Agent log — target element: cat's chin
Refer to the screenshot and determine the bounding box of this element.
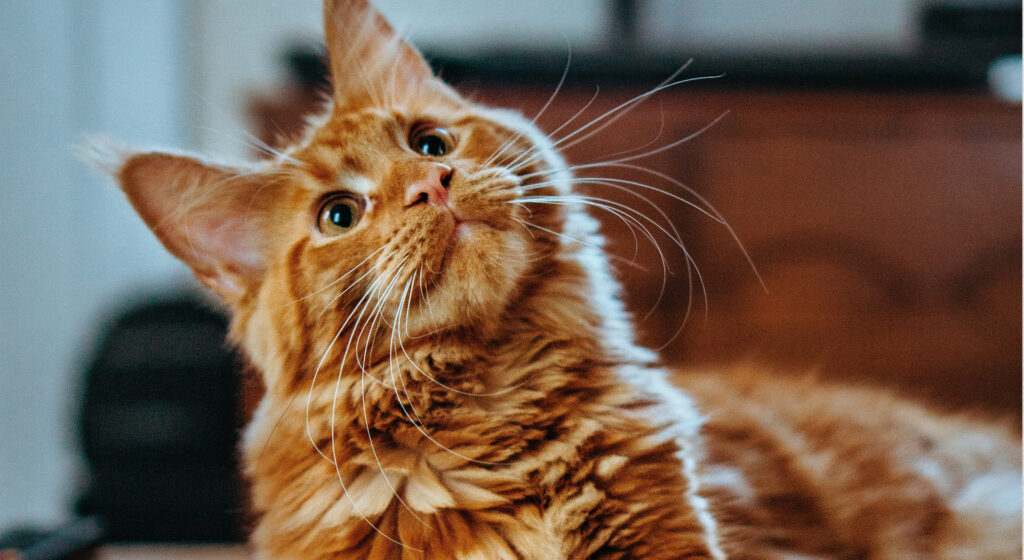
[452,219,486,242]
[411,223,529,335]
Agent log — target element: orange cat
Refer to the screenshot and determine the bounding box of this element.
[102,1,1021,558]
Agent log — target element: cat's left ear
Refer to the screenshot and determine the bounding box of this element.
[117,152,275,305]
[322,0,459,108]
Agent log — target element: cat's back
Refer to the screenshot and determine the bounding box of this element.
[676,369,1022,559]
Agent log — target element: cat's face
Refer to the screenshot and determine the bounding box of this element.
[267,103,566,338]
[115,0,575,382]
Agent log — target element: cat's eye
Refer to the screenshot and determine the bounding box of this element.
[317,194,363,236]
[409,125,455,157]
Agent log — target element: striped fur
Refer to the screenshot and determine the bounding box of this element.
[110,1,1021,557]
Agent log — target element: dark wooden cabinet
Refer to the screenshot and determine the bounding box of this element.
[250,84,1021,413]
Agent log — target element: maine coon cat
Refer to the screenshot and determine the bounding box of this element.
[100,0,1021,557]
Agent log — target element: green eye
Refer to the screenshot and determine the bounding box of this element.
[317,195,362,235]
[410,126,455,157]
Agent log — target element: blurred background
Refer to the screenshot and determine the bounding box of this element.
[1,0,1019,552]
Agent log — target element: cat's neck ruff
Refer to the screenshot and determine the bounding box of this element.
[237,230,720,559]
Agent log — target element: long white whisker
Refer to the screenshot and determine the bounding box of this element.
[306,273,390,464]
[507,66,723,173]
[278,245,390,310]
[191,90,306,165]
[523,176,721,225]
[327,256,405,490]
[484,45,572,168]
[313,248,403,324]
[516,110,729,184]
[516,194,707,331]
[354,255,409,373]
[391,278,514,466]
[495,85,600,171]
[399,271,528,398]
[555,60,696,152]
[602,164,765,292]
[508,216,651,273]
[520,195,666,274]
[321,279,412,552]
[549,162,765,292]
[192,125,304,165]
[350,259,430,526]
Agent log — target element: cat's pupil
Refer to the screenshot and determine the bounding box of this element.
[417,135,447,157]
[328,203,353,228]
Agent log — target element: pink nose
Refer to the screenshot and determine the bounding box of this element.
[404,163,453,208]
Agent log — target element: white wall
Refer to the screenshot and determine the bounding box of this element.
[0,0,190,528]
[643,0,916,54]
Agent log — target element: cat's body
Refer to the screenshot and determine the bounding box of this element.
[105,1,1021,558]
[686,372,1020,559]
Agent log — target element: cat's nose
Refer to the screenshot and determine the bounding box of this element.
[404,163,453,208]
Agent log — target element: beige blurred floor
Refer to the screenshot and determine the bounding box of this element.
[98,545,250,560]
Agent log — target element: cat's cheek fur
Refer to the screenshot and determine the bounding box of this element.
[230,273,297,397]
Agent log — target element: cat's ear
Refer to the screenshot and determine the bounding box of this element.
[322,0,458,108]
[118,152,272,304]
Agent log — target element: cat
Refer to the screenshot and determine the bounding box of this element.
[98,0,1021,558]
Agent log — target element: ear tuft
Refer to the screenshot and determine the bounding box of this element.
[74,134,132,177]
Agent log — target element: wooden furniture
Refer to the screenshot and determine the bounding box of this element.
[250,83,1021,413]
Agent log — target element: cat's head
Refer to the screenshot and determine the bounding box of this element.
[113,0,601,380]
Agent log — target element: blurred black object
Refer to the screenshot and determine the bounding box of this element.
[0,517,103,560]
[76,293,245,542]
[920,3,1021,58]
[284,42,329,92]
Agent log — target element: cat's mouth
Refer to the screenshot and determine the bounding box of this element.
[420,200,507,285]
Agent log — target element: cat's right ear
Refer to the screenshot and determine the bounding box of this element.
[322,0,459,109]
[116,152,273,305]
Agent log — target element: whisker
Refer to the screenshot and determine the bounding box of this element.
[542,86,602,142]
[391,279,517,467]
[314,250,399,322]
[516,193,708,335]
[307,268,398,466]
[319,286,410,552]
[277,245,390,310]
[519,194,667,276]
[347,260,432,525]
[508,216,651,273]
[516,110,729,187]
[354,255,410,373]
[399,272,529,398]
[499,85,603,174]
[506,65,724,173]
[524,188,670,316]
[319,251,422,551]
[555,60,696,152]
[527,175,722,225]
[483,45,572,168]
[190,90,307,165]
[565,162,766,292]
[580,111,729,168]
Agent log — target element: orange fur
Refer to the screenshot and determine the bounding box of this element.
[107,1,1021,558]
